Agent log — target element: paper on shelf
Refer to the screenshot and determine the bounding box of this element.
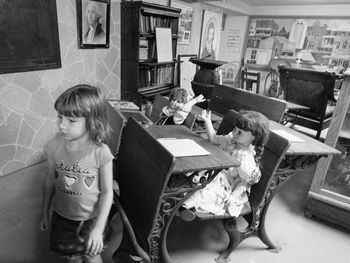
[271,129,304,142]
[155,27,173,63]
[158,138,210,157]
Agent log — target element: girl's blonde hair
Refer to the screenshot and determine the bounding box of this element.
[54,84,111,145]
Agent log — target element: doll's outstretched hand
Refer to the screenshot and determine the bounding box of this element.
[198,109,211,122]
[195,94,205,103]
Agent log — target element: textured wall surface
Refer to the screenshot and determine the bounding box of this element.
[0,0,121,176]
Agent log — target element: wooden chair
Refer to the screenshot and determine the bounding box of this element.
[241,70,261,94]
[279,65,337,140]
[179,110,290,262]
[209,85,287,123]
[149,94,197,130]
[113,118,176,263]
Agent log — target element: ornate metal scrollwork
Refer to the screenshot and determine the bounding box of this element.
[249,155,323,231]
[148,168,221,262]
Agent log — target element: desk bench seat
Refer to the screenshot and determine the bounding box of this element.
[177,110,290,262]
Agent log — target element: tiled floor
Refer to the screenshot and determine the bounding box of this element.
[105,163,350,263]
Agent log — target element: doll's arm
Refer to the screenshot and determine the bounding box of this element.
[182,94,205,111]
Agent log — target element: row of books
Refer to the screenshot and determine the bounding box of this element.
[139,39,176,61]
[139,65,174,87]
[139,15,178,34]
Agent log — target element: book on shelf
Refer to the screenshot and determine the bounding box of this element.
[139,47,149,60]
[139,64,174,88]
[139,14,174,34]
[155,27,173,63]
[139,39,148,48]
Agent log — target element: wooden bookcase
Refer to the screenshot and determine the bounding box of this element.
[121,1,181,107]
[305,73,350,230]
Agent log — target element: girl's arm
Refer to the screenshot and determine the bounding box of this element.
[86,159,113,256]
[40,158,55,231]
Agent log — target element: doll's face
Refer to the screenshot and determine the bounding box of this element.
[231,127,255,147]
[170,99,183,109]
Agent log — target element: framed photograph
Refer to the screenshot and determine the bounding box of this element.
[171,2,194,45]
[77,0,110,49]
[199,10,222,60]
[177,54,197,93]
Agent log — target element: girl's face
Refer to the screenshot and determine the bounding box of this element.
[57,114,88,142]
[231,127,255,147]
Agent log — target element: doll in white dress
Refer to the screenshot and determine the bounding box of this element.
[182,110,270,217]
[156,88,204,125]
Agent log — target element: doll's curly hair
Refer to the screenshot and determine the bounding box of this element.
[168,88,190,105]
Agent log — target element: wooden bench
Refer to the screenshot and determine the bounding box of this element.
[179,109,290,262]
[209,84,288,123]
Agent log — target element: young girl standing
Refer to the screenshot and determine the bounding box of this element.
[156,88,204,125]
[40,84,115,263]
[182,110,270,218]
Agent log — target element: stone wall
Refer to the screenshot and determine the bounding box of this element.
[0,0,121,176]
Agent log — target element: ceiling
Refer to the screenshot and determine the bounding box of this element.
[195,0,350,16]
[223,0,350,5]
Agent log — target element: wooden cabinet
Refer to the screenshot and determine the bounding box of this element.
[305,73,350,230]
[121,1,181,107]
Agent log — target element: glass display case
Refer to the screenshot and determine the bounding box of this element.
[305,73,350,230]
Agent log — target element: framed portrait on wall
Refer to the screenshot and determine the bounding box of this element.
[171,2,194,45]
[77,0,110,49]
[199,10,222,60]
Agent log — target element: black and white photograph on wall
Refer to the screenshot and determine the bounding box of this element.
[199,10,222,60]
[77,0,110,48]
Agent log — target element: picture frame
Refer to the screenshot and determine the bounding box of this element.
[77,0,110,49]
[199,10,222,60]
[177,54,197,93]
[171,2,194,45]
[0,0,61,74]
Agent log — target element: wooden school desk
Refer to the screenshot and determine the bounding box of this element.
[113,118,339,263]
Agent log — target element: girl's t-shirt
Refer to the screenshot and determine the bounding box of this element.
[44,134,114,221]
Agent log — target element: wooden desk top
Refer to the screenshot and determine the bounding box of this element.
[146,125,240,173]
[269,121,340,156]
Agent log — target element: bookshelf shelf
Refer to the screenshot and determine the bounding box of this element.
[121,1,181,106]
